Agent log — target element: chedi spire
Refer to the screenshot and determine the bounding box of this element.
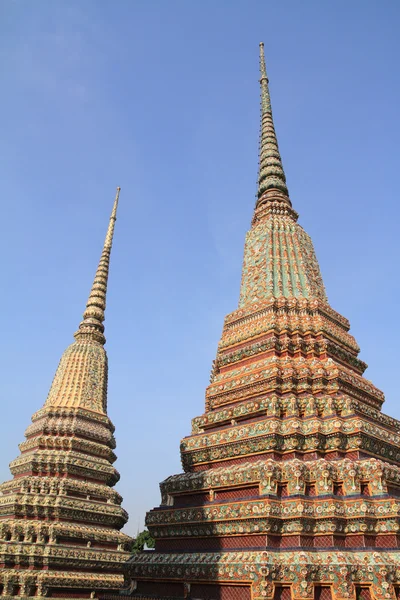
[240,45,326,304]
[257,42,290,205]
[75,186,120,344]
[0,188,132,598]
[45,187,120,413]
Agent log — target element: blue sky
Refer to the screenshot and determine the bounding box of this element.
[0,1,399,534]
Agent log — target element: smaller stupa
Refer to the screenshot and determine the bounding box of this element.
[0,188,132,598]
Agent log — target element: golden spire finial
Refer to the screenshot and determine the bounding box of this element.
[74,187,121,345]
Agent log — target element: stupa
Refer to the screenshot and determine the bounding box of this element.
[0,189,133,598]
[127,45,400,599]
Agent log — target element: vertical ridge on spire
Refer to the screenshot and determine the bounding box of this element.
[257,42,290,204]
[75,186,120,344]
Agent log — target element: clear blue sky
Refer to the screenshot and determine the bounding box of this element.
[1,1,399,535]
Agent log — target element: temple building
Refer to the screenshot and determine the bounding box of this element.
[127,45,400,599]
[0,189,133,598]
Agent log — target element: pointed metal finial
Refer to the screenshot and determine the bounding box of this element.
[74,187,121,345]
[257,43,289,204]
[259,42,267,81]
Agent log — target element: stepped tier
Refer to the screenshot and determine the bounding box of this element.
[127,47,400,600]
[152,457,400,546]
[0,383,132,599]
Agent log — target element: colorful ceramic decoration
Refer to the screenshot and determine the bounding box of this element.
[127,45,400,600]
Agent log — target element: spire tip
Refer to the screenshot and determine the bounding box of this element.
[74,189,121,345]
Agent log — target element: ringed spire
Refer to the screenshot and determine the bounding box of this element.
[257,42,290,204]
[75,186,121,345]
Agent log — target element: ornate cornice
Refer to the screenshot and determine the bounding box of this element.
[129,550,400,600]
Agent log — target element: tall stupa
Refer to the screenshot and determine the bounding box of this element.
[127,45,400,600]
[0,189,133,598]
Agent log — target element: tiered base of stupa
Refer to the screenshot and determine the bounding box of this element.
[128,551,400,600]
[0,404,132,598]
[128,454,400,599]
[127,295,400,599]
